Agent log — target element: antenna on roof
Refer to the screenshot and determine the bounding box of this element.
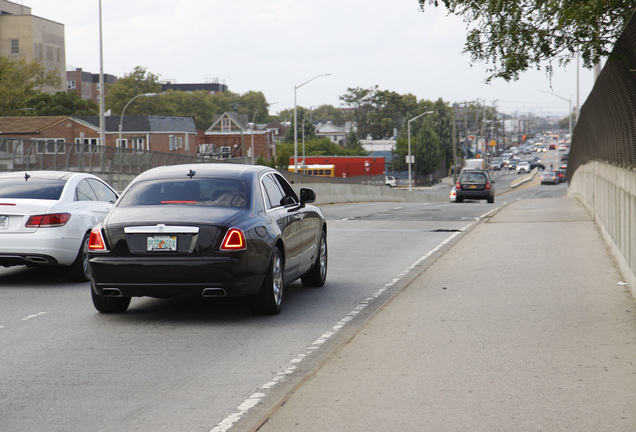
[24,173,30,181]
[187,169,196,178]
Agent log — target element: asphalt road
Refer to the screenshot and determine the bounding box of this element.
[0,156,567,432]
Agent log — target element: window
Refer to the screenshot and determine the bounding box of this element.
[169,135,177,151]
[68,80,76,90]
[86,178,118,202]
[221,118,231,131]
[10,39,19,55]
[177,136,183,149]
[131,138,144,151]
[220,146,231,159]
[117,138,128,149]
[35,139,65,154]
[75,137,100,152]
[261,174,285,209]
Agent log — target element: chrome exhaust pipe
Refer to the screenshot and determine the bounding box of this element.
[202,288,226,297]
[102,288,123,297]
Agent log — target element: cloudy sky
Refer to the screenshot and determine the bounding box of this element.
[26,0,597,117]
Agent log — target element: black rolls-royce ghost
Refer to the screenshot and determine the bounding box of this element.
[88,164,327,315]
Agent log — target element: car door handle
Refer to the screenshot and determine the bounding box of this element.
[293,214,305,221]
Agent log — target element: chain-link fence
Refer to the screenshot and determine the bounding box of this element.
[568,12,636,181]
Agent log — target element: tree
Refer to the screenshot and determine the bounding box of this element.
[282,107,315,143]
[416,118,442,176]
[25,91,98,116]
[104,66,162,115]
[0,56,60,116]
[419,0,636,82]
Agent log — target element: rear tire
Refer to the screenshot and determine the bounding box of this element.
[301,231,327,287]
[249,247,284,315]
[488,195,495,204]
[91,285,131,313]
[68,233,90,282]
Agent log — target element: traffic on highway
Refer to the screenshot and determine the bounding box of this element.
[0,147,569,432]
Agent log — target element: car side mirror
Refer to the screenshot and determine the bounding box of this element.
[299,188,316,204]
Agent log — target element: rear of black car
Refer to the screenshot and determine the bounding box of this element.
[88,176,271,301]
[455,170,495,203]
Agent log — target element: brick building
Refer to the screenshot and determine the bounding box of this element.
[199,112,277,161]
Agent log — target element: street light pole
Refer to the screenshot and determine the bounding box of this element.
[118,93,157,145]
[294,73,331,173]
[407,111,434,191]
[540,90,572,141]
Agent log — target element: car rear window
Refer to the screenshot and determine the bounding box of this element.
[118,179,247,208]
[0,179,66,200]
[460,172,487,183]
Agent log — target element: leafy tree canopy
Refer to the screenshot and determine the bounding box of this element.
[25,91,98,116]
[419,0,636,82]
[0,56,60,116]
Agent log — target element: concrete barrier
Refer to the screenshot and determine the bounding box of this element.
[292,183,448,205]
[569,161,636,298]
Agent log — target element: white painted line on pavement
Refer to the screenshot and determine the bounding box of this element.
[209,229,469,432]
[21,312,48,321]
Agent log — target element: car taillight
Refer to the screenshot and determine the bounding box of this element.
[455,181,461,190]
[220,228,246,251]
[25,213,71,228]
[485,182,491,189]
[88,228,108,251]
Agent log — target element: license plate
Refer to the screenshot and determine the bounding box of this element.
[469,185,477,189]
[147,235,177,251]
[0,215,7,229]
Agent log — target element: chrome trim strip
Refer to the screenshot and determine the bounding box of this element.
[124,225,199,234]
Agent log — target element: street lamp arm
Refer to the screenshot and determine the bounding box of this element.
[295,73,331,91]
[540,90,570,103]
[119,93,157,143]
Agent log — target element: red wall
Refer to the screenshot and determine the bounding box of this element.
[290,156,385,177]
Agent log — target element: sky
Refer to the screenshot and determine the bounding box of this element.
[25,0,597,118]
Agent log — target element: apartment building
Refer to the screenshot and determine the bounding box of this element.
[67,67,118,104]
[0,0,66,93]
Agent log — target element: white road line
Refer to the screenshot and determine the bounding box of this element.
[21,312,48,321]
[209,228,470,432]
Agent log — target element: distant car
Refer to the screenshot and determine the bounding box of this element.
[553,169,567,183]
[450,186,457,202]
[540,172,559,185]
[507,159,519,170]
[385,176,397,187]
[549,144,557,150]
[536,146,547,152]
[455,170,495,203]
[491,159,503,170]
[0,170,119,281]
[529,159,546,171]
[88,164,328,315]
[558,144,568,151]
[516,160,532,173]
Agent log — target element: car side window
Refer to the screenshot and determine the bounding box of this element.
[272,174,299,204]
[261,174,285,210]
[76,179,98,201]
[87,178,118,202]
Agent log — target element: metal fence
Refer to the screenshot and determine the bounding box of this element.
[0,139,243,174]
[568,12,636,181]
[0,139,388,187]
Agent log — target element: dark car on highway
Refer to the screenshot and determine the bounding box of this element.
[88,164,328,315]
[553,169,567,183]
[455,170,495,203]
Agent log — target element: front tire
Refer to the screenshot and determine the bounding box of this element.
[301,230,327,287]
[250,247,284,315]
[91,285,131,313]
